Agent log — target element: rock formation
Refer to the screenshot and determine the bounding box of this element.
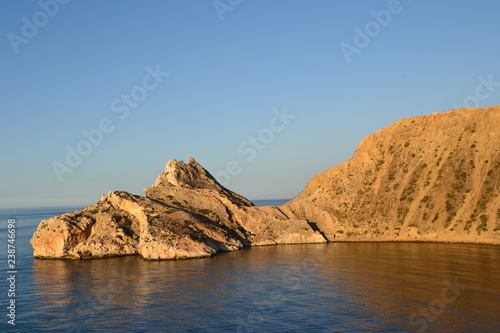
[31,158,325,259]
[144,158,325,246]
[280,106,499,244]
[31,106,499,260]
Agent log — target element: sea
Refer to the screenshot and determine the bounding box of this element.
[0,200,499,332]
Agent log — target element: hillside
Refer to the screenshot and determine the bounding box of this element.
[280,106,500,244]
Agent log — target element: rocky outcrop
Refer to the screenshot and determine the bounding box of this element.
[280,106,500,244]
[31,191,248,259]
[144,158,325,247]
[31,159,325,259]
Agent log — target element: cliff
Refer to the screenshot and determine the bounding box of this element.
[280,106,499,244]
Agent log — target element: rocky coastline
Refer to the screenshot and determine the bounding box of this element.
[31,107,500,260]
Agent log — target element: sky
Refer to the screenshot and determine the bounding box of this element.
[1,0,499,208]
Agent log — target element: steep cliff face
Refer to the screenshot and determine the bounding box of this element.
[281,107,500,244]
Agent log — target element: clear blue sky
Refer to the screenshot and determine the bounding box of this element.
[1,0,499,208]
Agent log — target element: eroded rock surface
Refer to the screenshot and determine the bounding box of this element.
[31,159,325,259]
[144,158,326,247]
[281,107,500,244]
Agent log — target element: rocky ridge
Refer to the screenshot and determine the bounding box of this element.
[31,158,325,259]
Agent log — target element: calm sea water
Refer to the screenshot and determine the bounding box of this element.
[0,201,499,332]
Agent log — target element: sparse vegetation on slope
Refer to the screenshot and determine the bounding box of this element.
[281,107,500,244]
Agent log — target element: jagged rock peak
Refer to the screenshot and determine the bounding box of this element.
[149,157,254,207]
[152,157,219,190]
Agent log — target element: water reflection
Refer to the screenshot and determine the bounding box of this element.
[32,243,499,332]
